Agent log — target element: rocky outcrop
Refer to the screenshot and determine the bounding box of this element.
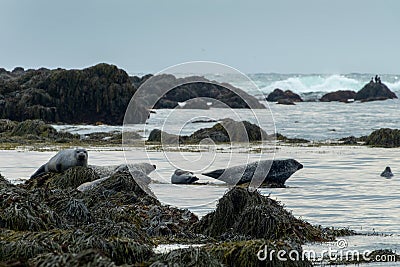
[137,74,265,109]
[266,88,303,102]
[365,128,400,147]
[193,187,334,242]
[147,119,268,144]
[320,90,356,102]
[355,82,397,102]
[0,64,149,125]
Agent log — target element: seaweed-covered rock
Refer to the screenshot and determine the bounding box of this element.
[355,82,397,102]
[141,74,265,109]
[365,128,400,147]
[0,184,62,231]
[23,166,99,190]
[193,187,331,242]
[148,119,268,144]
[206,239,312,267]
[0,229,153,265]
[29,249,117,267]
[150,246,223,267]
[0,64,149,124]
[320,90,356,102]
[276,133,309,143]
[266,89,303,102]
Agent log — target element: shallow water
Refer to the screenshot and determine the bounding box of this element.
[53,100,400,142]
[2,145,399,236]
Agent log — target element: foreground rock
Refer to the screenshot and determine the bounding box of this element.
[202,159,303,187]
[148,118,268,144]
[320,90,356,102]
[0,64,149,124]
[193,187,338,242]
[355,82,397,102]
[1,170,355,266]
[266,88,303,102]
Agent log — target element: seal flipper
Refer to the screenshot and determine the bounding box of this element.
[30,165,46,179]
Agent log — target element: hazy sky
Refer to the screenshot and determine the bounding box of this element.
[1,0,399,74]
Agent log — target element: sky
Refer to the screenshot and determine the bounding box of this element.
[0,0,399,74]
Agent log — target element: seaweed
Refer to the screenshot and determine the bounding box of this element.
[193,187,332,243]
[150,246,223,267]
[206,239,312,267]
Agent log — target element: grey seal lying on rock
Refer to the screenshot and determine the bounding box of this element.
[77,163,156,192]
[380,166,393,178]
[31,148,88,179]
[171,169,199,184]
[202,159,303,186]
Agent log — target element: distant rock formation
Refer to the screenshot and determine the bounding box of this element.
[320,90,356,102]
[138,74,265,109]
[266,89,303,102]
[147,119,268,144]
[355,82,397,102]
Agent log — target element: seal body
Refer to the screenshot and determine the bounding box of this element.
[31,148,88,179]
[171,169,199,184]
[77,163,156,192]
[202,159,303,186]
[380,166,393,178]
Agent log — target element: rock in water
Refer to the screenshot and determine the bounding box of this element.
[171,169,199,184]
[202,159,303,186]
[30,148,88,179]
[266,88,303,102]
[355,82,397,102]
[381,166,393,178]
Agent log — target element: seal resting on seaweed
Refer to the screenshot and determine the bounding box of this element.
[77,163,156,192]
[202,159,303,186]
[30,148,88,179]
[380,166,393,178]
[171,169,199,184]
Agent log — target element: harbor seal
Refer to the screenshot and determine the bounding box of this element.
[202,159,303,186]
[77,163,156,192]
[171,169,199,184]
[380,166,393,178]
[30,148,88,179]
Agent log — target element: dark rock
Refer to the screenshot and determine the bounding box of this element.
[193,187,332,242]
[276,133,309,143]
[320,90,356,102]
[365,128,400,147]
[266,88,303,102]
[0,64,149,125]
[277,98,295,105]
[355,82,397,102]
[148,119,268,144]
[138,74,264,109]
[188,119,268,143]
